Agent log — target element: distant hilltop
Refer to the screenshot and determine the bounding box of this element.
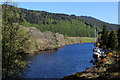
[2,4,120,37]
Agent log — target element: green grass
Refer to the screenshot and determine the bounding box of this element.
[81,37,95,43]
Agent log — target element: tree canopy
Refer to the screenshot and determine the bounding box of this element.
[2,3,30,79]
[99,24,118,50]
[2,4,102,37]
[108,29,118,49]
[100,24,109,48]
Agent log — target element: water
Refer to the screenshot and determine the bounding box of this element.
[25,43,94,78]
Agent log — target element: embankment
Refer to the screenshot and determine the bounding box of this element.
[62,54,120,80]
[21,26,83,53]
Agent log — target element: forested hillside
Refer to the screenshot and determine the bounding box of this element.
[2,5,119,37]
[79,16,119,30]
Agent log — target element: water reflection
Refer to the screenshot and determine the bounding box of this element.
[25,43,94,78]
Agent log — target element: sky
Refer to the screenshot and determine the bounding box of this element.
[17,2,118,24]
[1,0,119,2]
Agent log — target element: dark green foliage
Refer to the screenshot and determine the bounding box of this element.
[2,3,30,78]
[79,16,119,30]
[100,25,119,50]
[2,4,102,37]
[108,30,118,49]
[100,24,109,48]
[117,28,120,48]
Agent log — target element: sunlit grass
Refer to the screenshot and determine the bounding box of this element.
[81,37,95,43]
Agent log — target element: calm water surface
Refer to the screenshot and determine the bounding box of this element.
[25,43,94,78]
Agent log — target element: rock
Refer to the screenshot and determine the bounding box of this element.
[55,33,66,47]
[43,31,57,49]
[20,26,82,53]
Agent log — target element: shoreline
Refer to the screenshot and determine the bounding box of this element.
[62,54,119,80]
[61,65,102,80]
[33,41,94,54]
[22,26,94,54]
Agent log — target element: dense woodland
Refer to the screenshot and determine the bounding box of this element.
[2,5,103,37]
[2,5,120,37]
[99,24,119,49]
[79,16,120,30]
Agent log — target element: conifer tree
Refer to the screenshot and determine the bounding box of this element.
[101,24,109,48]
[117,28,120,48]
[108,29,118,49]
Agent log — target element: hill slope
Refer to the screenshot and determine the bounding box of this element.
[79,16,119,30]
[2,5,120,37]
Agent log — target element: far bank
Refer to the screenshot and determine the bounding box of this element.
[21,25,94,54]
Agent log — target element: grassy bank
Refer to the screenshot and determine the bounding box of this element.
[80,37,94,43]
